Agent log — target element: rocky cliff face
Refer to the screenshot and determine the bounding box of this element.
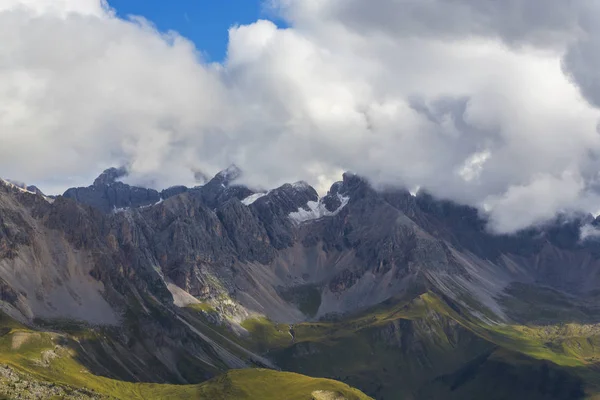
[0,177,273,383]
[7,167,600,325]
[2,167,600,398]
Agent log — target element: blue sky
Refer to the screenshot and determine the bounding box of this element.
[107,0,282,62]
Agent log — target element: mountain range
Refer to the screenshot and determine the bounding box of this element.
[1,166,600,399]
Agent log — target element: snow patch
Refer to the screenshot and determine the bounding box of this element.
[242,192,267,205]
[113,198,163,213]
[140,197,163,209]
[289,194,350,224]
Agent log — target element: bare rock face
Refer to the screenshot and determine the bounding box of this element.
[161,185,188,200]
[216,199,275,264]
[249,182,319,249]
[9,166,600,324]
[0,208,31,259]
[26,166,600,323]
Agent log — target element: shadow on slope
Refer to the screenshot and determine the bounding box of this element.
[420,348,591,400]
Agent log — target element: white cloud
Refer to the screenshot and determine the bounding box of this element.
[0,0,229,191]
[483,172,594,233]
[457,150,491,183]
[0,0,107,16]
[2,0,600,232]
[580,224,600,241]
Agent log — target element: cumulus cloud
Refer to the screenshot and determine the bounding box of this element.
[0,0,107,16]
[3,0,600,233]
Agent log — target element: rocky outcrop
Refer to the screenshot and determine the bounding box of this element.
[0,365,106,399]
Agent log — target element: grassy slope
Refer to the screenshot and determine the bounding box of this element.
[0,313,372,399]
[241,294,493,399]
[196,369,372,400]
[241,292,600,399]
[2,288,600,399]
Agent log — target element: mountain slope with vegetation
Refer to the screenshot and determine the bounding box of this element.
[0,311,370,400]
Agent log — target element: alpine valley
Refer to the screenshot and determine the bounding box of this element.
[1,166,600,399]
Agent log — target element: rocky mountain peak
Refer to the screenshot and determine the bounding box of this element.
[195,166,253,208]
[339,172,375,200]
[1,179,45,196]
[264,182,319,211]
[214,164,242,183]
[64,167,160,213]
[93,166,128,187]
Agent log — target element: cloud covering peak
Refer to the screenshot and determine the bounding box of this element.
[3,0,600,233]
